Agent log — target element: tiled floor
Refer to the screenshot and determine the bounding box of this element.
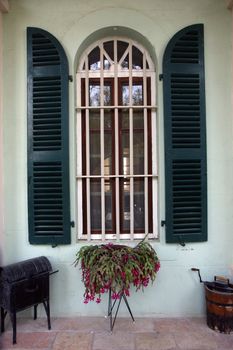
[1,316,233,350]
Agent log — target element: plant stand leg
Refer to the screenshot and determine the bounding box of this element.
[107,290,135,332]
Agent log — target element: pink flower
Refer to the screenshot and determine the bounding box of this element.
[96,297,101,303]
[121,271,126,280]
[154,262,160,272]
[112,292,120,300]
[124,289,130,297]
[84,299,89,304]
[100,288,105,294]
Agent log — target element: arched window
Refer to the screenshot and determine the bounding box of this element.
[76,38,157,240]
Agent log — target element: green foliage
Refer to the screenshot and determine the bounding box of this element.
[74,240,160,303]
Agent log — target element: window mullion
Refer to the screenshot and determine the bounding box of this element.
[85,56,91,241]
[143,52,148,235]
[114,39,120,240]
[100,43,105,240]
[129,41,134,240]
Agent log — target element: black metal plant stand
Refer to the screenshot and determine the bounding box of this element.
[107,289,135,331]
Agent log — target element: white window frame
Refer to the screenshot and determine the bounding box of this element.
[76,37,158,241]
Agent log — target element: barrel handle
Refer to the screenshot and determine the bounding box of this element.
[214,276,229,285]
[191,268,203,283]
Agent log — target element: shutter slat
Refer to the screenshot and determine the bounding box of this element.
[163,24,207,244]
[28,27,71,245]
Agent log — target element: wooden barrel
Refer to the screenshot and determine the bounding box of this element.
[205,284,233,333]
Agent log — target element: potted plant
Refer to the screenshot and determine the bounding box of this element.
[74,239,160,304]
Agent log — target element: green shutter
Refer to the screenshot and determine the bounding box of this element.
[163,24,207,244]
[27,27,71,245]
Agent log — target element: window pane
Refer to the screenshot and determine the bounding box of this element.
[104,133,112,175]
[104,41,114,61]
[89,111,100,130]
[121,109,129,129]
[104,56,111,70]
[132,46,143,70]
[90,181,101,230]
[120,179,130,231]
[121,54,129,69]
[121,84,143,106]
[117,41,128,62]
[134,180,145,230]
[134,132,144,174]
[133,110,144,129]
[89,46,100,70]
[104,85,111,105]
[90,133,100,175]
[105,180,113,231]
[104,111,112,129]
[89,85,100,106]
[132,85,143,105]
[89,84,111,106]
[121,133,130,175]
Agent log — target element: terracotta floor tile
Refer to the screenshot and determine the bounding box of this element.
[93,331,135,350]
[52,332,93,350]
[113,317,154,332]
[51,317,109,332]
[173,331,218,349]
[135,332,176,350]
[0,331,56,349]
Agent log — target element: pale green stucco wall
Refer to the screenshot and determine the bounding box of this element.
[2,0,233,317]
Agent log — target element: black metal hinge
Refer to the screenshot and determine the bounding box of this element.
[161,220,166,227]
[69,75,73,82]
[70,221,75,228]
[159,74,163,81]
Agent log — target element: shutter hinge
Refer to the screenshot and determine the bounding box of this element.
[161,220,166,227]
[178,236,186,247]
[159,74,163,81]
[70,221,75,228]
[69,75,73,82]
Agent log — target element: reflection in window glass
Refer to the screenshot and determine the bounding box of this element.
[89,111,100,130]
[132,46,143,70]
[120,179,130,231]
[134,180,145,230]
[134,133,144,174]
[90,181,101,230]
[89,46,100,70]
[105,181,113,230]
[104,56,111,70]
[90,133,100,175]
[122,84,143,106]
[89,85,111,106]
[121,54,129,69]
[121,134,130,175]
[104,134,112,176]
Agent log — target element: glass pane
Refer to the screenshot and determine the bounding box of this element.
[89,85,100,106]
[88,46,100,70]
[89,111,100,130]
[121,84,143,106]
[132,85,143,105]
[90,133,100,175]
[122,85,129,106]
[104,56,111,70]
[121,110,129,129]
[90,181,101,230]
[132,46,143,70]
[133,110,144,129]
[117,41,128,62]
[134,180,145,230]
[121,133,130,175]
[89,84,111,106]
[104,85,111,106]
[104,133,112,175]
[104,41,114,61]
[105,181,113,231]
[120,179,130,231]
[134,132,144,174]
[121,54,129,69]
[104,111,112,129]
